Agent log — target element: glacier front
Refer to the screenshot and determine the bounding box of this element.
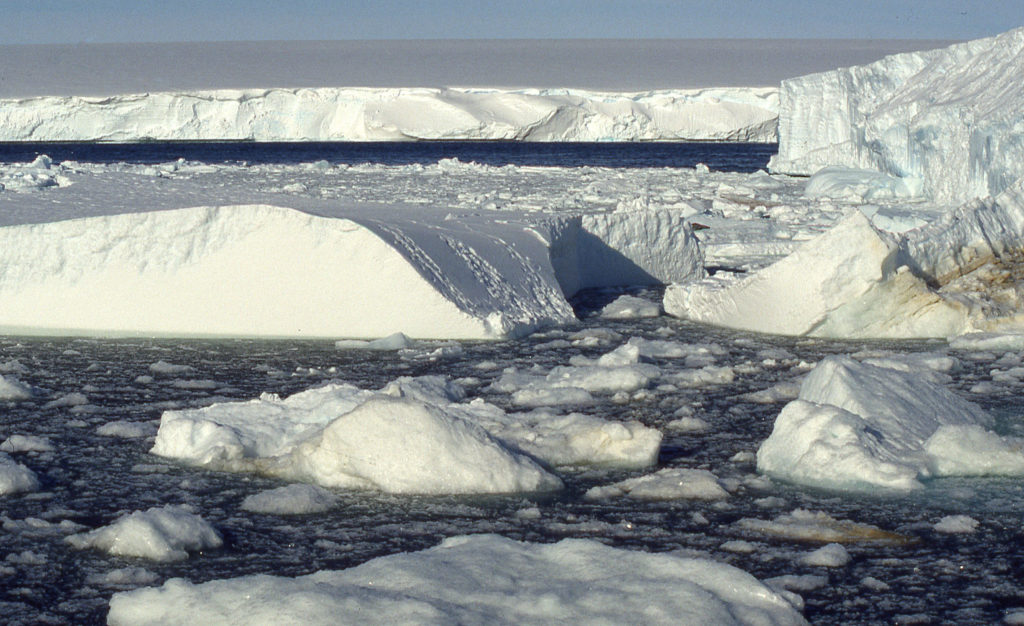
[0,87,779,143]
[769,27,1024,205]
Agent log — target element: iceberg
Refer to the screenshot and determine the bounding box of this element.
[770,27,1024,205]
[0,87,778,143]
[0,194,704,339]
[107,534,806,625]
[756,356,1024,491]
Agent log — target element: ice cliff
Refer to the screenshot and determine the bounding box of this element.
[0,87,778,142]
[0,201,703,339]
[770,27,1024,205]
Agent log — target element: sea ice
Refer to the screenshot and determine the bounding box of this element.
[240,483,338,515]
[584,467,731,501]
[757,356,1024,491]
[0,374,31,400]
[66,505,222,561]
[107,534,806,625]
[0,435,54,453]
[0,452,40,495]
[799,543,851,568]
[598,294,661,319]
[735,509,909,544]
[933,515,979,534]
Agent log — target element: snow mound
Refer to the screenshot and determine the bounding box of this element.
[107,534,806,625]
[0,87,778,143]
[0,203,703,340]
[771,27,1024,205]
[66,505,222,561]
[757,356,1024,491]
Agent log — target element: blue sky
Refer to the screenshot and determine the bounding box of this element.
[3,0,1022,44]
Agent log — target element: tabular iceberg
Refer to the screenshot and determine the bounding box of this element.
[0,199,704,339]
[0,87,778,143]
[770,27,1024,205]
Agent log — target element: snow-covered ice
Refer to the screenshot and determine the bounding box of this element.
[757,356,1024,491]
[771,27,1024,205]
[66,505,222,561]
[584,467,731,501]
[0,452,40,495]
[240,483,338,516]
[107,534,806,625]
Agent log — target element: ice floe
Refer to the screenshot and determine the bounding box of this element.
[0,453,40,495]
[584,467,731,501]
[107,534,806,625]
[66,504,222,562]
[756,356,1024,491]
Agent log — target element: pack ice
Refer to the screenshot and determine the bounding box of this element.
[770,27,1024,205]
[107,534,806,625]
[0,87,778,143]
[757,356,1024,491]
[0,188,703,339]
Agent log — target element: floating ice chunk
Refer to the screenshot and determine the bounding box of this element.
[799,543,850,568]
[448,406,661,469]
[66,505,221,561]
[0,359,29,374]
[933,515,979,534]
[287,396,561,494]
[107,534,806,625]
[736,509,908,544]
[757,356,1023,491]
[0,435,53,453]
[671,365,735,388]
[335,332,413,350]
[87,567,160,588]
[584,467,730,501]
[667,416,711,433]
[950,333,1024,352]
[43,392,88,409]
[149,361,194,375]
[545,361,660,394]
[379,375,467,404]
[0,452,40,495]
[665,211,967,339]
[598,295,660,319]
[0,375,32,400]
[511,386,595,408]
[240,483,338,515]
[97,420,158,439]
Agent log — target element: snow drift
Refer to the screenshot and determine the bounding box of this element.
[770,27,1024,205]
[107,534,806,625]
[0,87,779,143]
[0,203,703,339]
[757,356,1024,491]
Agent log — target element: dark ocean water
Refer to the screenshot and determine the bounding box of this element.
[0,141,776,172]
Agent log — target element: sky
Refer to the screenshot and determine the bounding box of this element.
[2,0,1022,45]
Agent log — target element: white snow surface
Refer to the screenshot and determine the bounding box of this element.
[151,372,661,494]
[770,27,1024,205]
[757,356,1024,491]
[65,505,222,562]
[107,534,806,625]
[0,452,40,495]
[0,87,779,143]
[0,168,704,339]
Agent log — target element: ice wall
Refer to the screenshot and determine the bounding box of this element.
[770,27,1024,205]
[0,87,779,142]
[0,203,703,339]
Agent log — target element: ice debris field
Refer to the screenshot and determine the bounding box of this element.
[3,27,1024,625]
